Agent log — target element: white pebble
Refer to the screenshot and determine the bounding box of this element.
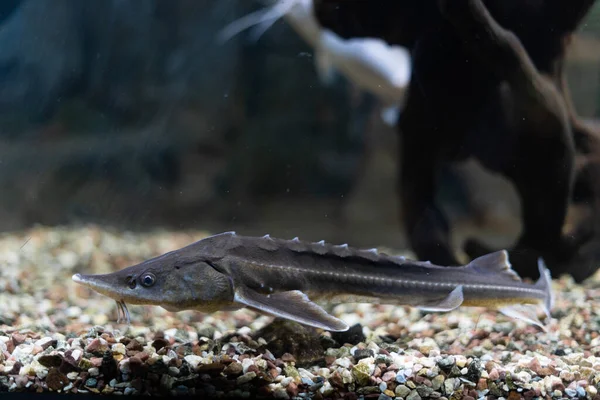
[242,358,254,374]
[111,343,126,355]
[65,306,82,318]
[335,358,351,369]
[455,355,467,368]
[184,355,204,369]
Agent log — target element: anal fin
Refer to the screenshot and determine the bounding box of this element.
[234,286,349,332]
[416,286,464,312]
[498,304,549,332]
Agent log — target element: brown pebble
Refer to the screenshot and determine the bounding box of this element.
[89,357,103,368]
[551,381,565,392]
[247,364,260,375]
[488,368,500,381]
[268,368,279,379]
[382,371,396,382]
[137,351,150,362]
[197,362,226,376]
[85,339,107,354]
[119,337,131,345]
[329,372,344,389]
[38,354,63,368]
[373,366,382,378]
[344,392,358,400]
[281,353,296,363]
[5,341,14,354]
[527,358,542,375]
[325,356,336,366]
[100,333,116,344]
[152,338,169,351]
[128,356,146,376]
[12,333,26,346]
[477,378,487,391]
[287,381,299,397]
[223,361,243,377]
[507,390,521,400]
[131,377,143,391]
[126,339,144,352]
[387,363,399,371]
[4,361,22,375]
[379,348,390,356]
[46,368,69,391]
[14,375,28,389]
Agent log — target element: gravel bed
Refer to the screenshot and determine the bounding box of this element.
[0,225,600,398]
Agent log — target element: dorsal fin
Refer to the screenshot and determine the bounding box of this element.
[465,250,521,281]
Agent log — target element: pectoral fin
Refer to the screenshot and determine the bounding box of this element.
[234,286,349,332]
[416,285,464,312]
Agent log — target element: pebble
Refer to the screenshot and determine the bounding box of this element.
[237,372,256,385]
[85,378,97,388]
[431,375,444,390]
[395,384,410,398]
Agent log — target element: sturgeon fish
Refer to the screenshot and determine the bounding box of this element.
[72,232,554,332]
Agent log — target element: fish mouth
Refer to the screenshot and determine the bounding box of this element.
[73,273,132,324]
[72,273,124,301]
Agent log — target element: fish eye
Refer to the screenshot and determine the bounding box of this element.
[140,273,156,287]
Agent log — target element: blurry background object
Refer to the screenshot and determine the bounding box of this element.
[218,0,411,126]
[0,0,599,263]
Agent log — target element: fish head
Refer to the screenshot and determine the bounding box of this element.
[72,248,235,313]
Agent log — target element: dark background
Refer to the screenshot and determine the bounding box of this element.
[1,0,599,253]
